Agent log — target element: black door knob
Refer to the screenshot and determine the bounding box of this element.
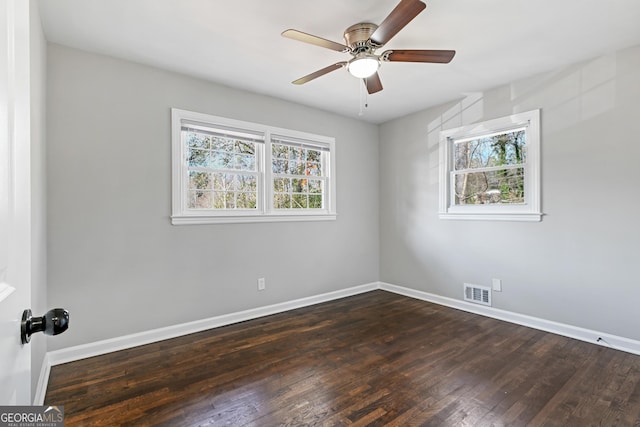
[21,308,70,344]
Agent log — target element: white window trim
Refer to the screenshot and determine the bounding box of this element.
[171,109,337,225]
[438,109,542,222]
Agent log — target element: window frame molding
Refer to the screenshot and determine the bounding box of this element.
[438,109,542,222]
[171,108,337,225]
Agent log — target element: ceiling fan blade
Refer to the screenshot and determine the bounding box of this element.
[282,29,350,53]
[369,0,426,47]
[382,49,456,63]
[292,62,347,85]
[364,72,383,94]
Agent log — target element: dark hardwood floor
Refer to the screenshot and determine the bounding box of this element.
[45,291,640,426]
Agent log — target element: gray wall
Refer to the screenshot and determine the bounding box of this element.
[30,0,47,400]
[46,44,379,350]
[47,40,640,352]
[379,45,640,341]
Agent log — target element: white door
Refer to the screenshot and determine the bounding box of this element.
[0,0,33,405]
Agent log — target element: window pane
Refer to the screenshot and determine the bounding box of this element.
[188,190,213,209]
[289,160,305,175]
[186,132,210,149]
[211,151,233,169]
[234,154,255,171]
[454,168,525,205]
[211,136,234,152]
[307,149,321,162]
[237,175,257,192]
[234,140,255,155]
[291,178,308,193]
[272,159,287,174]
[273,178,288,192]
[274,193,290,209]
[292,194,308,209]
[306,162,322,176]
[236,192,257,209]
[289,146,304,161]
[212,173,234,191]
[309,195,322,209]
[187,148,210,167]
[189,171,211,190]
[272,144,288,159]
[308,179,322,194]
[455,130,526,170]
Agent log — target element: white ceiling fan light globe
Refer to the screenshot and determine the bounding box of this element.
[348,56,380,78]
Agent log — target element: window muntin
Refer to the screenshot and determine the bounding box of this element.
[172,109,336,224]
[439,110,541,221]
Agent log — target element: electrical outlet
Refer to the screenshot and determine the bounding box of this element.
[257,278,266,291]
[492,278,502,292]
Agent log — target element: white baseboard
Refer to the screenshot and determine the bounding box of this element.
[379,282,640,356]
[40,280,640,402]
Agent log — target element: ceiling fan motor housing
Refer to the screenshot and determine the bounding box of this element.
[344,23,379,53]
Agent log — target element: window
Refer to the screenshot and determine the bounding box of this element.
[172,109,336,224]
[184,122,261,211]
[439,109,542,221]
[271,136,328,210]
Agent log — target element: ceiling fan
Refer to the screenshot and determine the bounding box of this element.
[282,0,455,94]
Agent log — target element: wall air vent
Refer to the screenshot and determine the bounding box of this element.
[464,283,491,306]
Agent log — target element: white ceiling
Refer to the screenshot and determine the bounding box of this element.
[38,0,640,124]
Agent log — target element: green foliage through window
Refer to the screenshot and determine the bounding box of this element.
[272,142,325,210]
[453,129,526,205]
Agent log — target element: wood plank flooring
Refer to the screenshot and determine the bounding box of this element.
[45,291,640,426]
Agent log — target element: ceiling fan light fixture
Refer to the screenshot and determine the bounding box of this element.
[348,55,379,78]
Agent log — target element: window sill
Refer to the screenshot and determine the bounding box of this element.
[171,213,337,225]
[439,212,543,222]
